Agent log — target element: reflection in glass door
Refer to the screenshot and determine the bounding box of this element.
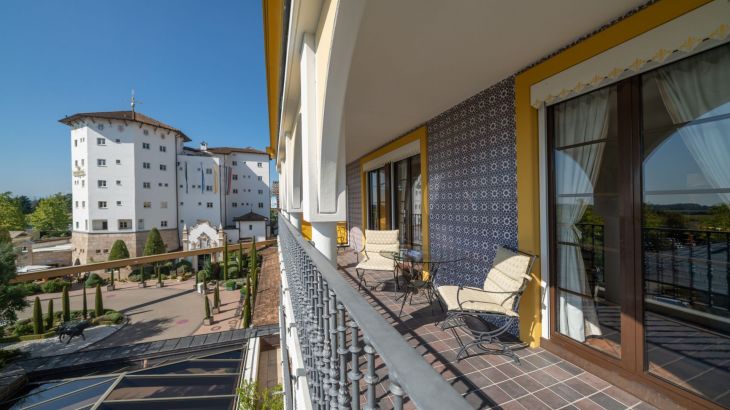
[551,85,623,358]
[641,43,730,405]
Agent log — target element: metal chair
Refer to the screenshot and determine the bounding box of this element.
[437,246,537,364]
[354,230,399,291]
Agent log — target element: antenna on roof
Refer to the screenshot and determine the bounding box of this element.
[130,89,142,119]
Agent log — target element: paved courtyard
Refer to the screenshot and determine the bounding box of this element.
[18,279,206,347]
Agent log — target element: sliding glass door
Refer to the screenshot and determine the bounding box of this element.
[549,43,729,407]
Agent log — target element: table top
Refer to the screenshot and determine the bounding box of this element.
[378,248,464,264]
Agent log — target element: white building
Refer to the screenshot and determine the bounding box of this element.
[61,110,271,264]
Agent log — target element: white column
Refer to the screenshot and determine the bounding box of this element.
[289,212,302,231]
[311,221,337,265]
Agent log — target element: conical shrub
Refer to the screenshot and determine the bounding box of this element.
[95,284,103,317]
[204,295,212,319]
[214,284,221,309]
[32,296,44,335]
[62,285,70,322]
[223,244,229,281]
[82,285,88,319]
[46,299,54,329]
[242,288,251,328]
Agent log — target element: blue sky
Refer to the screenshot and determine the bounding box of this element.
[0,0,273,198]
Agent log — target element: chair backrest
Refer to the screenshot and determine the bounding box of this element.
[364,230,400,253]
[483,246,535,310]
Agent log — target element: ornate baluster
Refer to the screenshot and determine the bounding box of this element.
[364,342,379,410]
[348,321,362,410]
[320,280,332,409]
[337,302,350,409]
[390,381,405,410]
[328,289,339,408]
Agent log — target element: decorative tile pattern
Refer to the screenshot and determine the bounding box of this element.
[427,77,518,287]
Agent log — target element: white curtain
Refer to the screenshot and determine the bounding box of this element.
[555,88,611,342]
[652,45,730,205]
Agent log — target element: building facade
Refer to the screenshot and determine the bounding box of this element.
[266,1,730,408]
[61,111,271,264]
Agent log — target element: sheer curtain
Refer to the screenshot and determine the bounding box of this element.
[555,88,610,342]
[652,45,730,205]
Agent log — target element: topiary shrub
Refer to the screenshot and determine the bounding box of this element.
[23,282,42,295]
[32,297,43,335]
[213,285,221,309]
[204,295,211,320]
[85,273,106,288]
[46,299,54,329]
[13,320,33,336]
[82,285,88,319]
[95,284,103,317]
[62,286,70,322]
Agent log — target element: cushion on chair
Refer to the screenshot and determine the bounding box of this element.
[365,230,399,245]
[436,285,518,317]
[355,230,399,272]
[482,247,532,309]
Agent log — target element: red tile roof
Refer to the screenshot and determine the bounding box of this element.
[59,111,191,142]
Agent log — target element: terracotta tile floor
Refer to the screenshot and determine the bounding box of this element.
[336,250,655,410]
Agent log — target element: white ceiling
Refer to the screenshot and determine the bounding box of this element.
[344,0,646,161]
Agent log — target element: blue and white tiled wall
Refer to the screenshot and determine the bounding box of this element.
[427,77,518,287]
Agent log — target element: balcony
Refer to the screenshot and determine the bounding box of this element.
[277,217,656,409]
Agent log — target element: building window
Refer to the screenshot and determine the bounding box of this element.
[75,221,79,229]
[82,201,85,208]
[257,162,262,168]
[206,168,212,174]
[249,224,253,230]
[206,185,212,192]
[75,201,78,208]
[258,202,263,208]
[143,129,149,136]
[158,183,162,187]
[115,139,120,143]
[85,220,88,230]
[96,249,101,254]
[98,201,107,209]
[143,162,150,169]
[160,145,166,152]
[138,219,144,230]
[233,189,238,194]
[116,201,122,206]
[160,164,167,171]
[97,137,105,145]
[232,161,237,166]
[206,202,213,208]
[180,202,184,206]
[97,159,106,166]
[74,139,77,147]
[118,219,131,230]
[232,174,238,180]
[258,189,263,194]
[161,201,168,209]
[116,159,121,165]
[81,180,85,187]
[143,201,151,208]
[258,176,262,181]
[232,202,238,207]
[160,220,168,227]
[91,219,108,231]
[116,180,121,186]
[97,180,107,188]
[143,143,150,150]
[143,182,151,189]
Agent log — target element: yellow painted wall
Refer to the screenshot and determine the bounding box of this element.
[301,220,348,246]
[514,0,710,347]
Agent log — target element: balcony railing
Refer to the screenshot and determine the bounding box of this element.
[278,215,470,410]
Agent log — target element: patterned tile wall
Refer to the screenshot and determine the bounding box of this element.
[346,160,363,252]
[427,77,519,334]
[427,78,518,288]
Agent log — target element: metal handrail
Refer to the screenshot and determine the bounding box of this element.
[279,215,471,409]
[12,240,276,283]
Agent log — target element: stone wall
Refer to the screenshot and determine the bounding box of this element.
[72,228,180,264]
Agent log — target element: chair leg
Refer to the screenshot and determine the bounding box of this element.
[356,269,367,291]
[398,288,409,317]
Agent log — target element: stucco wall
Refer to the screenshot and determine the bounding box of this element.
[427,77,518,286]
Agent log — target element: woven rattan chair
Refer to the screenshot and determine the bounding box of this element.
[437,246,536,364]
[355,230,399,291]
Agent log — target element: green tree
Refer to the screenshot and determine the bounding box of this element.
[0,229,10,244]
[213,284,221,309]
[204,295,212,320]
[144,228,166,287]
[62,286,70,322]
[46,299,54,329]
[29,193,71,237]
[95,284,103,317]
[32,296,44,334]
[0,243,27,322]
[242,286,251,328]
[108,240,130,289]
[0,192,26,231]
[82,285,88,319]
[223,243,229,281]
[249,239,258,301]
[15,195,33,214]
